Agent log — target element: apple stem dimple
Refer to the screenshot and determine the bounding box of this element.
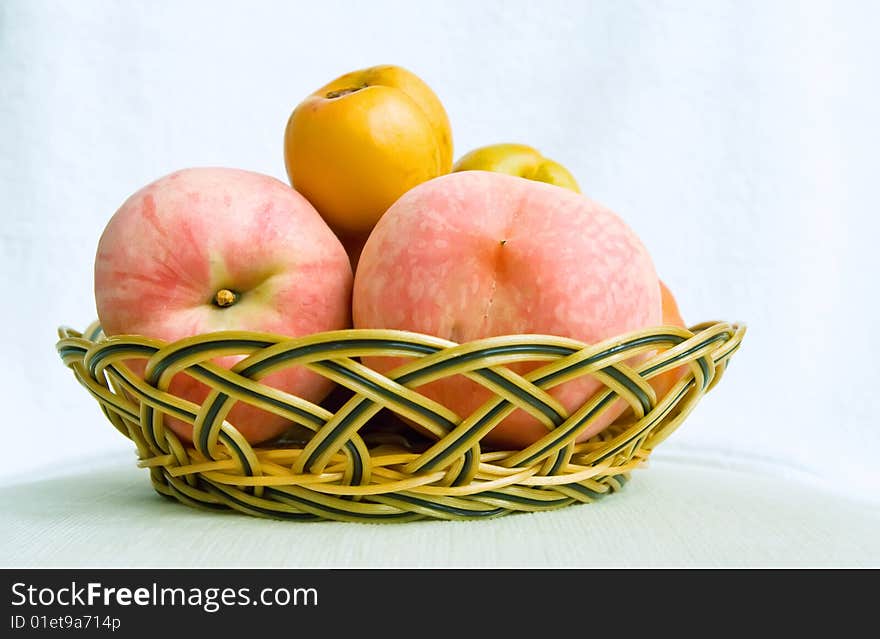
[325,85,367,99]
[214,288,238,307]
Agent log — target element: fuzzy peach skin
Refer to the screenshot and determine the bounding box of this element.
[94,167,353,444]
[353,170,661,449]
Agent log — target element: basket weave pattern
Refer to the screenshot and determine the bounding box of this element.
[56,320,744,522]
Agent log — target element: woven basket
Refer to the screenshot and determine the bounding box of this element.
[56,320,745,522]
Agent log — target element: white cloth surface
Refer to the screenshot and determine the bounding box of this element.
[2,451,877,568]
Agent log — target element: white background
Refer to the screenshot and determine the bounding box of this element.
[2,0,878,498]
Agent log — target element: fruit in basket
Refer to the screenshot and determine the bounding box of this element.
[609,278,690,428]
[94,167,353,444]
[453,143,580,192]
[283,64,453,266]
[651,279,689,398]
[353,170,661,449]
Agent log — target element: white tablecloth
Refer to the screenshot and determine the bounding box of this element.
[3,450,876,568]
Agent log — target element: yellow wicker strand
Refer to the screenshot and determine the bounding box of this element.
[198,469,347,488]
[515,326,693,387]
[404,398,520,475]
[501,385,630,468]
[290,360,458,474]
[382,341,571,428]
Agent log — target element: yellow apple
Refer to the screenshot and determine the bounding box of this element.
[452,143,580,192]
[284,65,453,239]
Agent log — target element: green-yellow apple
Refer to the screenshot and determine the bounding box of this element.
[452,143,581,192]
[94,167,353,445]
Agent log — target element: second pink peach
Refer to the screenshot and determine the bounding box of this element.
[353,170,661,449]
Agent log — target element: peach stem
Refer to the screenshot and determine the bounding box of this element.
[214,289,238,307]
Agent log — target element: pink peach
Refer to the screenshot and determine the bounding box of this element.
[94,167,352,445]
[353,170,661,449]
